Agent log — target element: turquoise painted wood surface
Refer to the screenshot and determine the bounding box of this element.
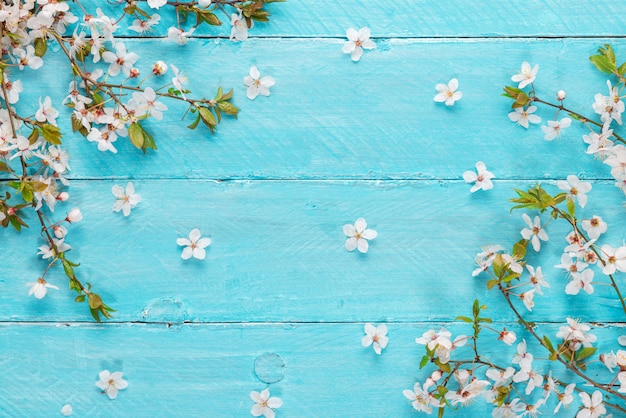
[2,1,626,417]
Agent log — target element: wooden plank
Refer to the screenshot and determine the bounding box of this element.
[3,180,624,323]
[77,0,626,38]
[7,37,622,180]
[1,322,622,417]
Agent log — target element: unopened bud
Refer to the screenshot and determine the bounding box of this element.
[129,68,140,78]
[56,192,69,201]
[52,225,67,239]
[557,90,566,100]
[66,207,82,223]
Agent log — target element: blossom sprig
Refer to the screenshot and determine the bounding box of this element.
[503,44,626,198]
[0,0,281,321]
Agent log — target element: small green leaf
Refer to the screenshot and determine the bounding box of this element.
[88,293,103,310]
[455,315,473,323]
[39,123,62,145]
[566,197,576,217]
[187,113,201,130]
[217,101,239,117]
[75,295,86,303]
[590,54,615,74]
[141,128,157,153]
[486,279,499,290]
[34,37,47,57]
[576,347,598,362]
[618,62,626,76]
[128,122,145,149]
[419,355,429,369]
[220,88,234,101]
[512,240,527,260]
[0,161,10,172]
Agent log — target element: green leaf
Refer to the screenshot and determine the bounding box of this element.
[199,107,216,126]
[419,355,429,369]
[187,113,201,130]
[455,315,473,323]
[566,197,576,217]
[198,10,221,26]
[590,54,615,74]
[477,317,492,324]
[217,101,239,117]
[39,123,62,145]
[220,88,234,101]
[0,161,9,172]
[576,347,598,362]
[141,128,157,153]
[486,279,499,290]
[512,240,527,260]
[128,122,144,149]
[34,37,47,57]
[75,295,86,303]
[88,293,103,310]
[600,44,616,65]
[618,62,626,76]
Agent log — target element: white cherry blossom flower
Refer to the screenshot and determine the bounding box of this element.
[554,383,575,413]
[520,214,548,252]
[130,87,168,120]
[26,278,59,299]
[112,182,141,216]
[152,60,168,76]
[512,339,533,371]
[526,265,549,294]
[95,370,128,399]
[362,323,388,354]
[565,269,595,295]
[66,207,82,223]
[511,61,539,89]
[147,0,167,9]
[343,217,377,253]
[87,126,118,153]
[577,390,606,418]
[445,379,490,406]
[520,288,536,312]
[462,161,494,192]
[508,106,541,128]
[434,78,462,106]
[498,328,516,346]
[486,367,515,388]
[171,64,188,99]
[556,318,596,350]
[557,175,592,208]
[230,12,252,41]
[102,42,138,77]
[14,45,43,70]
[584,126,615,158]
[167,26,195,45]
[415,328,452,351]
[250,388,282,418]
[541,117,571,140]
[403,382,442,414]
[582,215,607,240]
[177,228,212,260]
[244,66,275,100]
[35,96,58,125]
[599,244,626,275]
[3,77,22,104]
[342,27,376,62]
[129,14,160,34]
[593,80,624,127]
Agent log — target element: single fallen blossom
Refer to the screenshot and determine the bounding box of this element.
[462,161,494,192]
[95,370,128,400]
[343,218,377,253]
[511,61,539,89]
[434,78,462,106]
[177,228,212,260]
[244,66,275,100]
[26,278,59,299]
[362,323,389,354]
[342,27,376,62]
[250,388,282,418]
[112,182,142,216]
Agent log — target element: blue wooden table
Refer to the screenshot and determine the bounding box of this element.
[2,1,626,416]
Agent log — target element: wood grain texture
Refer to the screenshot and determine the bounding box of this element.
[5,38,624,180]
[3,1,626,416]
[1,322,623,417]
[3,180,625,323]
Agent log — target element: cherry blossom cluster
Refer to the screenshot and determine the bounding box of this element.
[504,45,626,197]
[0,0,282,321]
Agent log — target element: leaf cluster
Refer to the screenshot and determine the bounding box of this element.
[590,44,626,77]
[188,87,239,133]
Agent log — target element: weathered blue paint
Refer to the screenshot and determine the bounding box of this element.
[2,1,626,417]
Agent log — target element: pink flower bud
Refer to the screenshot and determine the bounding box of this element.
[66,207,82,223]
[56,192,69,201]
[498,329,517,345]
[52,225,67,239]
[129,68,140,78]
[152,61,168,76]
[557,90,566,100]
